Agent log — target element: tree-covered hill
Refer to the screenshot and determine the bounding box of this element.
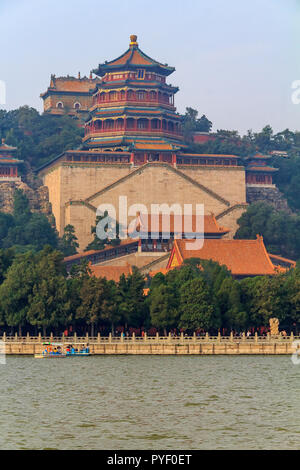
[0,106,83,170]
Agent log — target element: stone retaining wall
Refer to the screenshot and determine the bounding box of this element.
[2,341,295,355]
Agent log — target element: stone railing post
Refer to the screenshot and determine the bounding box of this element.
[109,332,112,343]
[15,332,18,342]
[132,332,136,343]
[74,332,77,343]
[242,332,246,342]
[255,332,258,343]
[193,332,196,342]
[2,332,6,342]
[144,332,147,342]
[121,333,124,343]
[156,332,159,343]
[267,332,270,342]
[50,332,54,342]
[230,331,233,342]
[218,331,221,343]
[26,332,30,342]
[86,332,89,343]
[168,332,172,343]
[205,332,209,342]
[97,332,101,343]
[62,333,65,343]
[291,332,294,342]
[38,332,42,343]
[180,332,184,344]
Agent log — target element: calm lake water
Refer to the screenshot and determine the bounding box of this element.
[0,356,299,450]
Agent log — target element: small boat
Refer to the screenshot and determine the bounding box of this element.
[35,342,91,358]
[34,353,67,359]
[66,343,91,357]
[35,342,67,358]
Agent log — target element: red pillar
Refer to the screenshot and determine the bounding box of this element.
[172,153,177,167]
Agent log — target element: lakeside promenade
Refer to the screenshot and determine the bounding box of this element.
[1,332,299,355]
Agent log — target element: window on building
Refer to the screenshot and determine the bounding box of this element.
[56,102,64,109]
[137,91,145,100]
[137,69,145,79]
[137,119,148,129]
[74,102,81,110]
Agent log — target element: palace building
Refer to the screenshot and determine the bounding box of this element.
[40,73,100,122]
[0,139,22,180]
[245,153,277,187]
[37,34,292,279]
[84,34,183,154]
[39,35,250,251]
[165,236,292,279]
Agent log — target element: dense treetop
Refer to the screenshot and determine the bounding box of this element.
[235,202,300,261]
[0,106,83,169]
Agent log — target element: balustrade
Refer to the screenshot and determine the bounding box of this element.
[2,334,299,344]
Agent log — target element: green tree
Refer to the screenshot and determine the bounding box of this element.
[0,106,83,169]
[0,190,58,251]
[118,267,147,329]
[0,214,14,248]
[85,212,121,252]
[150,284,179,335]
[179,278,214,331]
[76,276,118,336]
[60,224,79,256]
[217,277,248,331]
[0,248,15,285]
[0,251,37,335]
[235,202,300,259]
[26,248,70,336]
[183,107,212,143]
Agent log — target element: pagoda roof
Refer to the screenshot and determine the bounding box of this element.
[131,213,230,236]
[167,236,282,276]
[0,139,17,153]
[96,81,178,92]
[63,239,138,263]
[178,153,240,159]
[90,264,132,282]
[132,141,179,151]
[92,107,182,120]
[246,153,272,161]
[40,75,100,98]
[0,157,23,165]
[93,35,175,77]
[247,165,278,172]
[268,253,296,269]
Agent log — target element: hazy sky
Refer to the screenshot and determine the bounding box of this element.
[1,0,299,134]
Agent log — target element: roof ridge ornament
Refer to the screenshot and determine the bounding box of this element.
[130,34,138,47]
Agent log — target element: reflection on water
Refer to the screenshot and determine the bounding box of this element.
[0,356,299,449]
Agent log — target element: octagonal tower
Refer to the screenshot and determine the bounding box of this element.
[83,35,184,162]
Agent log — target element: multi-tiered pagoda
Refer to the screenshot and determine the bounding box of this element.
[83,35,184,163]
[0,139,22,180]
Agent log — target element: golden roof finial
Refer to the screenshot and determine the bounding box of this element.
[130,35,138,47]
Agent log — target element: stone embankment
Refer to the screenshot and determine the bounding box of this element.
[2,333,299,355]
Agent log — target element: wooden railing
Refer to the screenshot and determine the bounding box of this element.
[1,332,299,344]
